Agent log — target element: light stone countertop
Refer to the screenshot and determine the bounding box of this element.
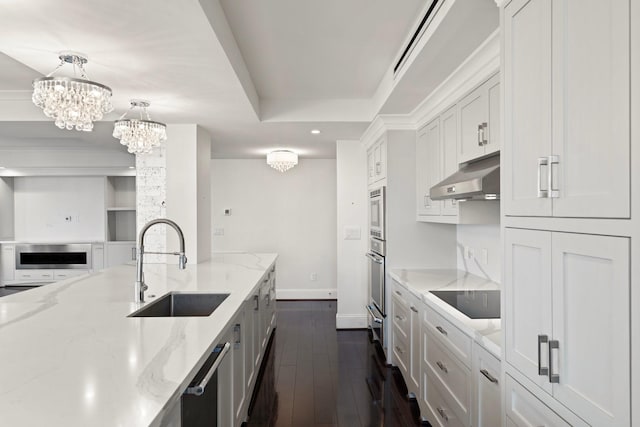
[0,252,277,427]
[388,269,502,358]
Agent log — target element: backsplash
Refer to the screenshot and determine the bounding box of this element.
[456,223,501,283]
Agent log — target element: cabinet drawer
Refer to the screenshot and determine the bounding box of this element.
[425,306,472,367]
[392,292,410,339]
[15,270,54,281]
[424,372,466,427]
[505,375,571,427]
[393,324,410,374]
[54,269,88,280]
[426,331,471,425]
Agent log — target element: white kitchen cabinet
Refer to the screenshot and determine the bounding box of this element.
[505,375,573,427]
[91,243,104,271]
[416,118,441,217]
[367,135,387,187]
[391,282,421,400]
[458,73,500,164]
[472,343,500,427]
[218,330,234,427]
[106,241,136,267]
[504,228,630,426]
[1,244,15,283]
[232,310,246,427]
[408,292,421,397]
[503,0,630,218]
[440,106,459,216]
[53,269,88,281]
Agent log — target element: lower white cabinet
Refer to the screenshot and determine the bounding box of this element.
[505,375,573,427]
[232,310,246,426]
[504,228,630,426]
[472,343,500,427]
[217,329,234,427]
[1,244,15,282]
[391,282,421,399]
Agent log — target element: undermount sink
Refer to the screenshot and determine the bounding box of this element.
[129,292,230,317]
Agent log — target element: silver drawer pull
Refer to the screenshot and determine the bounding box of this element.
[394,290,402,296]
[538,334,549,376]
[480,369,498,384]
[394,315,405,322]
[436,361,448,374]
[395,345,404,355]
[233,324,241,348]
[410,306,418,313]
[549,340,560,383]
[548,155,560,198]
[184,342,231,396]
[436,326,448,336]
[437,407,449,422]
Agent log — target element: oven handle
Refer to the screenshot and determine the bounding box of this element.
[365,253,383,264]
[366,305,383,324]
[184,342,231,396]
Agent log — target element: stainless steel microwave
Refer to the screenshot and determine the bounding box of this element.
[15,244,92,270]
[369,186,386,240]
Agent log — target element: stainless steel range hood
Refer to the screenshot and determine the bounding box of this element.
[430,155,500,201]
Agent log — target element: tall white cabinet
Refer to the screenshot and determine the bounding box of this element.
[501,0,635,425]
[503,0,630,218]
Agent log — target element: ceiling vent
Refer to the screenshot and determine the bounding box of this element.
[393,0,441,76]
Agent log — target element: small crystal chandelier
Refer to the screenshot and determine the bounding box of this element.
[32,52,113,131]
[113,100,167,154]
[267,150,298,172]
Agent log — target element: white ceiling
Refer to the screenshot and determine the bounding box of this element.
[0,0,498,159]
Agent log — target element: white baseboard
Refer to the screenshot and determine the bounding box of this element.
[336,313,368,329]
[276,288,337,300]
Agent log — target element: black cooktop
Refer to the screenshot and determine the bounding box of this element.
[430,290,500,319]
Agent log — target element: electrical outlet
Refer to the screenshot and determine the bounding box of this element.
[310,273,318,281]
[213,228,224,236]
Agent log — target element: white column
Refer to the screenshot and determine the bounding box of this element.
[335,140,368,329]
[135,124,211,263]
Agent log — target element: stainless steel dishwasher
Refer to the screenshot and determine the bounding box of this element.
[181,342,231,426]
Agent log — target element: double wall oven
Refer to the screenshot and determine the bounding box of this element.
[366,186,386,352]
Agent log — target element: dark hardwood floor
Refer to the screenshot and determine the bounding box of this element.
[245,300,425,427]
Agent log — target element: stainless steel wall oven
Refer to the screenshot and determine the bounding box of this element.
[15,244,92,270]
[366,238,385,349]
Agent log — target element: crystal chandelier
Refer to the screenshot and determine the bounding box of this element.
[267,150,298,172]
[113,100,167,154]
[32,52,113,131]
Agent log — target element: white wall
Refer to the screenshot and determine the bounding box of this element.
[0,177,14,240]
[211,159,337,299]
[456,223,501,283]
[336,141,368,328]
[13,176,105,242]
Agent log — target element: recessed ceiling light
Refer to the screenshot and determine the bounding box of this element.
[128,166,135,169]
[310,129,321,135]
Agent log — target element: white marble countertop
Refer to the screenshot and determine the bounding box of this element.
[0,252,277,427]
[388,269,502,358]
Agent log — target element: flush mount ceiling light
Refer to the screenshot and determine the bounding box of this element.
[32,52,113,132]
[113,100,167,155]
[310,129,321,134]
[267,150,298,172]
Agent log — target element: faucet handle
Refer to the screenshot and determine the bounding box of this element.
[179,254,188,269]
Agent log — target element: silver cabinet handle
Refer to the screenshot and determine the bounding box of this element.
[395,345,404,355]
[537,157,549,198]
[477,124,484,146]
[424,195,430,207]
[538,334,549,376]
[410,306,418,313]
[375,162,381,174]
[366,305,383,324]
[254,294,259,311]
[482,122,488,145]
[549,340,560,383]
[480,369,498,384]
[436,326,448,336]
[436,361,448,373]
[394,290,402,297]
[365,253,383,264]
[185,342,231,396]
[436,407,449,422]
[234,324,241,348]
[394,315,406,322]
[548,155,560,198]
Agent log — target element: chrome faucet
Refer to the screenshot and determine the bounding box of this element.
[135,218,188,303]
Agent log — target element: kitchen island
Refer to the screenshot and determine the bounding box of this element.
[0,252,277,427]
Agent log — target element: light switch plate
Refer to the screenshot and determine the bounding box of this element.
[213,228,225,236]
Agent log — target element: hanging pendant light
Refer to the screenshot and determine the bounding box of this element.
[32,52,113,132]
[113,100,167,154]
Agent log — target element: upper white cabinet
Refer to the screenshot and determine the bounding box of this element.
[458,73,500,164]
[367,136,387,187]
[503,0,630,218]
[416,117,442,217]
[504,228,630,426]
